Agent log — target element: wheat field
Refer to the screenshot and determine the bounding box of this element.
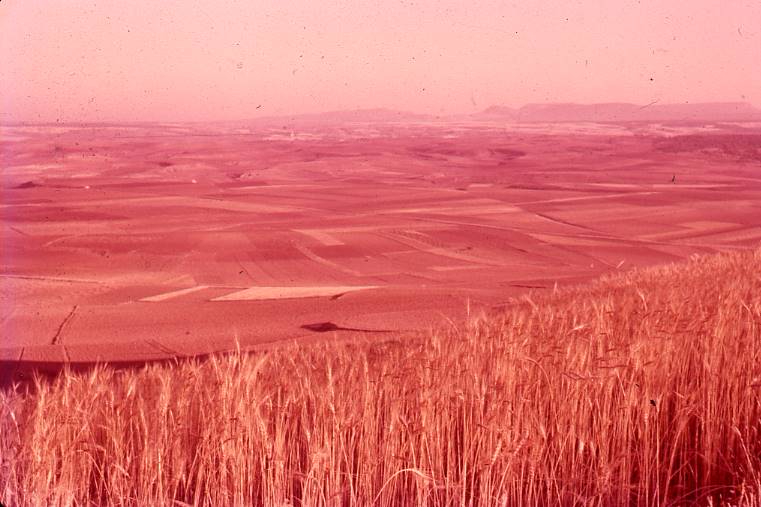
[2,249,760,506]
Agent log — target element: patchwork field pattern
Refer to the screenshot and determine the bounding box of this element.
[2,121,760,363]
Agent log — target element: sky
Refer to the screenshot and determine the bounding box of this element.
[1,0,759,122]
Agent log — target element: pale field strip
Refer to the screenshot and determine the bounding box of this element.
[515,190,657,206]
[547,201,652,213]
[686,226,761,244]
[407,215,679,252]
[380,231,506,267]
[43,234,89,248]
[683,221,742,230]
[587,183,641,189]
[497,122,632,135]
[234,184,317,190]
[5,221,127,238]
[529,233,612,247]
[3,163,61,175]
[0,274,102,285]
[0,130,32,141]
[291,242,363,277]
[5,195,296,214]
[650,183,733,189]
[384,198,520,216]
[293,229,344,246]
[641,124,723,135]
[429,265,486,272]
[139,196,294,213]
[212,285,378,301]
[293,224,454,247]
[390,204,523,215]
[408,215,543,236]
[639,221,744,242]
[139,285,210,302]
[423,247,504,265]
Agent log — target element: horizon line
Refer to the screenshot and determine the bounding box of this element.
[3,100,760,126]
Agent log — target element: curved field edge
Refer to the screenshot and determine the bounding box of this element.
[2,249,760,506]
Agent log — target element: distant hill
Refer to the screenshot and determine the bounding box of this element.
[474,102,761,123]
[224,102,761,127]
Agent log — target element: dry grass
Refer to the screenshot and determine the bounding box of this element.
[2,249,761,506]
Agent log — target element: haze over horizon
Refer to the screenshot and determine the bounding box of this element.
[2,0,760,123]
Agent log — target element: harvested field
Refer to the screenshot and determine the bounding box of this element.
[1,122,761,364]
[211,285,378,301]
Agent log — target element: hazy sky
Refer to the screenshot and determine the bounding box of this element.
[1,0,759,122]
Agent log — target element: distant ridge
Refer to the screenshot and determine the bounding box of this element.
[241,102,761,126]
[474,102,761,123]
[4,103,761,127]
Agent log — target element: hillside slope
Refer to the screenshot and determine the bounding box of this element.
[2,249,760,506]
